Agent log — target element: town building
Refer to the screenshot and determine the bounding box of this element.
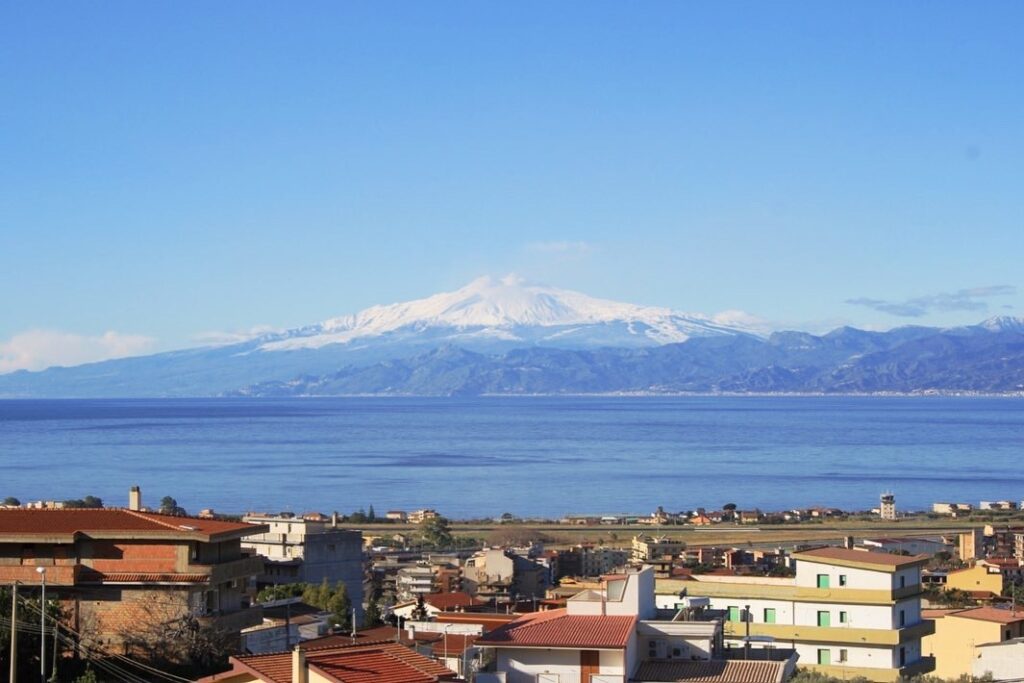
[385,510,408,522]
[631,535,685,563]
[0,505,266,657]
[657,546,936,681]
[410,509,441,523]
[973,637,1024,680]
[922,606,1024,678]
[943,561,1003,599]
[197,641,458,683]
[241,512,364,618]
[397,565,438,601]
[463,548,550,604]
[861,537,949,557]
[476,566,795,683]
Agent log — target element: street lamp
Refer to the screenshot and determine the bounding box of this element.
[36,566,46,683]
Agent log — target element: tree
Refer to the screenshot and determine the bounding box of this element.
[722,503,737,511]
[2,496,20,506]
[364,597,383,628]
[63,495,104,508]
[257,583,305,603]
[420,516,454,548]
[367,505,376,522]
[326,582,352,628]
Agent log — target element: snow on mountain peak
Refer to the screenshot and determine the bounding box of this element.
[260,275,755,352]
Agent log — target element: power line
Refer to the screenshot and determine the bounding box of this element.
[15,594,193,683]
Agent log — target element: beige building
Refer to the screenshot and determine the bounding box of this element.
[923,606,1024,678]
[944,562,1003,597]
[631,534,685,562]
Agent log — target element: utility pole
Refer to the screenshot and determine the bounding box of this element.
[9,582,18,683]
[49,622,59,682]
[37,566,47,683]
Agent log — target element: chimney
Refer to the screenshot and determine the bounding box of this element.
[291,646,307,683]
[129,486,142,511]
[332,511,339,528]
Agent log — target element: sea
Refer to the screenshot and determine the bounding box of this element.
[0,396,1021,519]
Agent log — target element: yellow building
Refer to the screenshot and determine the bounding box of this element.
[944,562,1003,598]
[922,606,1024,679]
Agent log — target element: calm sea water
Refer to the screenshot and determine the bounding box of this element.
[0,397,1021,518]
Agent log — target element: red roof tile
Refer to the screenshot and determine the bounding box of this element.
[478,609,635,649]
[0,508,262,541]
[793,546,929,569]
[424,592,487,611]
[950,606,1024,624]
[435,612,519,633]
[634,660,786,683]
[229,642,456,683]
[90,572,210,584]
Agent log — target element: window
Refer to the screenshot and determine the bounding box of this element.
[839,611,848,624]
[839,574,847,586]
[817,574,830,589]
[900,575,906,588]
[764,608,776,624]
[839,649,848,663]
[899,647,906,666]
[899,610,905,627]
[817,649,831,665]
[817,611,831,627]
[727,606,741,622]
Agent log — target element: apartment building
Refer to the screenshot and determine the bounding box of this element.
[241,512,363,618]
[657,546,935,682]
[0,507,266,655]
[397,565,437,601]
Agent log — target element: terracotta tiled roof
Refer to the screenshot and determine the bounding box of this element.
[793,546,929,569]
[477,608,635,649]
[230,643,456,683]
[950,606,1024,624]
[90,572,210,584]
[0,508,262,541]
[633,660,787,683]
[424,592,486,611]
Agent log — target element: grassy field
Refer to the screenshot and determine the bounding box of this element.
[349,515,1007,550]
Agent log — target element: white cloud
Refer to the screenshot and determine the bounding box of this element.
[192,325,282,346]
[0,329,157,373]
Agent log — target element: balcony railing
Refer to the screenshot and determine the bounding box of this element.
[188,555,265,584]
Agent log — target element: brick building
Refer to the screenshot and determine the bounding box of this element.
[0,507,267,656]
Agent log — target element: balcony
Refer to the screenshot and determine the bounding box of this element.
[808,656,935,682]
[723,619,934,646]
[188,555,265,584]
[0,559,81,586]
[662,578,921,606]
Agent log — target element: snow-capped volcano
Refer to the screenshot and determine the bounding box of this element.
[260,274,755,352]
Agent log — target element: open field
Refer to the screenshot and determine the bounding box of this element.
[347,516,1011,550]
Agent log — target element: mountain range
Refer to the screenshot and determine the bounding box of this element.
[2,276,1023,397]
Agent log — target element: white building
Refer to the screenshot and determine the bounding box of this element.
[396,565,436,601]
[973,637,1024,680]
[657,547,935,682]
[241,513,364,618]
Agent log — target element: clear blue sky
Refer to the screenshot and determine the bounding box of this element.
[2,2,1022,369]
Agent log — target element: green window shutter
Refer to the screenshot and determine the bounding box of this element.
[817,610,831,627]
[817,574,830,589]
[764,608,776,624]
[817,648,831,665]
[728,606,740,622]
